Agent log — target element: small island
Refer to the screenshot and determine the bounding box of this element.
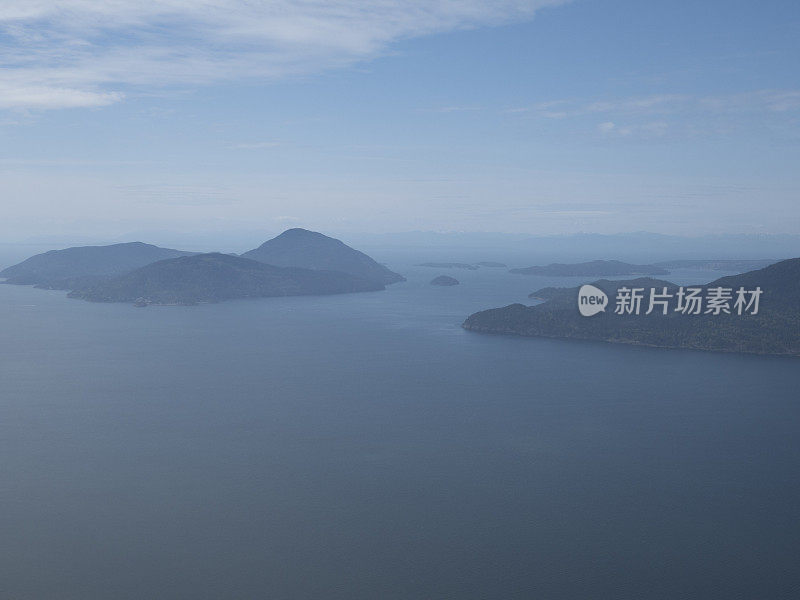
[430,275,460,286]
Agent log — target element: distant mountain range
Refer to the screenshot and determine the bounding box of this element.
[341,231,800,265]
[68,253,383,305]
[242,228,404,285]
[464,258,800,356]
[417,261,508,270]
[510,260,669,277]
[654,259,777,272]
[0,242,193,289]
[1,228,405,305]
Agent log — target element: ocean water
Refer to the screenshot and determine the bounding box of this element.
[1,256,799,599]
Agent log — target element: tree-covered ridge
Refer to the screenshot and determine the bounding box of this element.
[464,259,800,356]
[68,253,384,305]
[0,242,194,289]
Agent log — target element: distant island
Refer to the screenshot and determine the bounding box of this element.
[243,228,404,285]
[465,258,800,356]
[510,260,669,277]
[417,262,478,270]
[68,253,383,305]
[430,275,460,286]
[0,242,193,289]
[475,262,507,268]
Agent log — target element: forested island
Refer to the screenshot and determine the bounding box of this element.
[68,253,383,305]
[2,228,404,305]
[465,258,800,356]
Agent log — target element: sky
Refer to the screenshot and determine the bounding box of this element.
[0,0,799,241]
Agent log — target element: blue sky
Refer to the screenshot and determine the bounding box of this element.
[1,0,798,240]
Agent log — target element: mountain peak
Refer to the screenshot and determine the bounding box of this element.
[278,228,319,236]
[243,229,404,285]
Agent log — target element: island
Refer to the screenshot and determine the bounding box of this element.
[475,262,507,268]
[464,258,800,356]
[430,275,460,286]
[1,228,404,302]
[0,242,194,289]
[68,253,384,305]
[242,228,405,285]
[509,260,669,277]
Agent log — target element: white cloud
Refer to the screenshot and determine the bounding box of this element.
[0,0,568,110]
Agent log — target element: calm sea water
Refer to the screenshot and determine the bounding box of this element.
[1,255,799,599]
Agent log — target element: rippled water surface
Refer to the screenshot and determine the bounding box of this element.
[2,255,799,599]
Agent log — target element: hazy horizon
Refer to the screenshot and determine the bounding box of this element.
[3,229,799,272]
[2,0,799,239]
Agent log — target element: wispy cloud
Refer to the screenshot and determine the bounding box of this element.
[0,83,123,109]
[0,0,568,110]
[511,90,800,119]
[597,120,668,138]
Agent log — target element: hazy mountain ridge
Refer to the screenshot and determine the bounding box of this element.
[510,260,669,277]
[654,259,778,271]
[465,259,800,356]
